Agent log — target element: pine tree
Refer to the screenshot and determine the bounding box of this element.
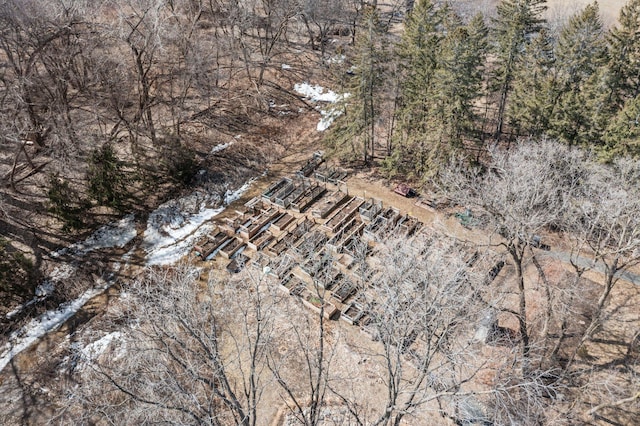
[432,12,488,149]
[327,4,386,164]
[593,0,640,154]
[386,0,443,177]
[602,95,640,158]
[490,0,547,139]
[606,0,640,107]
[395,0,441,135]
[508,29,555,138]
[548,2,607,146]
[554,2,606,92]
[387,5,487,179]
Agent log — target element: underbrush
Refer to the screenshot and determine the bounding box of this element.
[0,238,37,302]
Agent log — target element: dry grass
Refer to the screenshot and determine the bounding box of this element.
[546,0,627,26]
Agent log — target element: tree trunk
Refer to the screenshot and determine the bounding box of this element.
[510,244,530,373]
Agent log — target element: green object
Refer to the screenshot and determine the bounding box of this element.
[455,209,476,227]
[490,0,547,139]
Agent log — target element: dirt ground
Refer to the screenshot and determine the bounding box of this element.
[1,1,638,423]
[2,104,639,425]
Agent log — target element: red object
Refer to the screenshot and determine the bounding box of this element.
[394,184,416,197]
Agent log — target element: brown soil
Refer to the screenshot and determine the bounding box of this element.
[1,2,637,422]
[3,120,639,426]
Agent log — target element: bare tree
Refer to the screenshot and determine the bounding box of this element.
[566,157,640,365]
[329,235,487,425]
[0,0,88,188]
[112,0,170,145]
[299,0,349,61]
[230,0,300,89]
[264,248,341,426]
[64,264,280,425]
[442,140,585,372]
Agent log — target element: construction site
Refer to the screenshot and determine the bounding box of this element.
[192,153,505,333]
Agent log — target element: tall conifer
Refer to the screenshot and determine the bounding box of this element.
[508,29,555,138]
[607,0,640,106]
[548,2,606,146]
[327,5,386,164]
[387,0,443,177]
[603,95,640,158]
[432,12,488,148]
[490,0,547,139]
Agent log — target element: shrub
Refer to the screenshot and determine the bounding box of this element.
[0,238,35,296]
[165,140,199,186]
[47,175,87,230]
[87,143,128,209]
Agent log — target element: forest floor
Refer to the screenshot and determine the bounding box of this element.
[0,1,637,423]
[2,101,639,423]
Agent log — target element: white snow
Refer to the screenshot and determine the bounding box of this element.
[317,107,345,132]
[294,82,350,131]
[6,280,56,320]
[0,281,112,373]
[1,213,139,364]
[5,215,136,320]
[294,83,342,103]
[52,214,137,258]
[210,141,234,154]
[81,332,122,361]
[1,173,261,371]
[225,178,256,205]
[143,177,260,266]
[51,264,76,281]
[143,192,222,266]
[35,280,55,298]
[5,299,36,320]
[281,63,291,69]
[326,54,345,64]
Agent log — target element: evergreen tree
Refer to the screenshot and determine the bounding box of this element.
[606,0,640,107]
[595,0,640,155]
[602,95,640,158]
[87,143,128,209]
[327,4,386,164]
[507,29,555,138]
[387,5,487,179]
[554,2,606,92]
[490,0,547,139]
[548,2,606,146]
[432,13,488,150]
[385,0,443,177]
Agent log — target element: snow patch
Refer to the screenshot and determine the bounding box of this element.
[326,54,345,64]
[52,214,137,258]
[294,82,350,131]
[49,264,76,282]
[81,332,122,361]
[0,281,113,373]
[294,83,342,103]
[35,280,55,298]
[5,217,136,320]
[143,192,222,266]
[5,299,37,320]
[317,107,345,132]
[225,178,256,205]
[143,177,260,266]
[210,141,234,154]
[281,63,291,69]
[6,268,71,320]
